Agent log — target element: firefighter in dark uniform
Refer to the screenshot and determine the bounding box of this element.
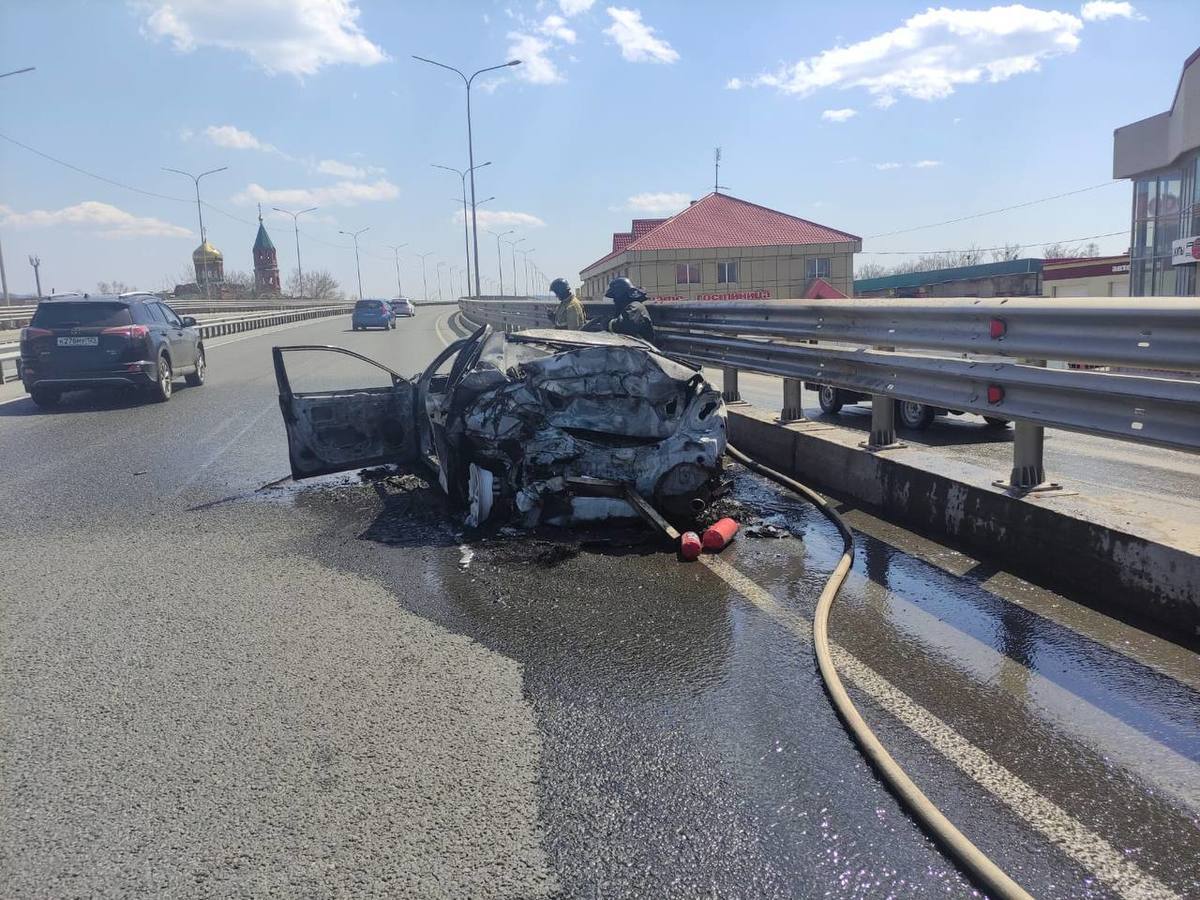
[603,276,655,343]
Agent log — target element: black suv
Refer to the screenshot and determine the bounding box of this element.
[19,293,206,407]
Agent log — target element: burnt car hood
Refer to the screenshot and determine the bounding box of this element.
[273,327,727,526]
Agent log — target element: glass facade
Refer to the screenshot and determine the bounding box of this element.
[1131,150,1200,296]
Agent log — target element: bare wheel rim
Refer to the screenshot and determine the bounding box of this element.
[900,401,923,422]
[820,386,836,405]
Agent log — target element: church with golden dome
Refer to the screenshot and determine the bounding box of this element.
[192,238,224,295]
[178,208,282,298]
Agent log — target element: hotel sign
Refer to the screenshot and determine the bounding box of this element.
[1173,235,1200,265]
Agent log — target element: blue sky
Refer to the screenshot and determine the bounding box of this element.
[0,0,1194,298]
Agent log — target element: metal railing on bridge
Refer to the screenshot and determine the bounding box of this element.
[457,295,1200,494]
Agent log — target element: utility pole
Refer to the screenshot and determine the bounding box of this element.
[415,251,434,301]
[28,254,42,299]
[520,249,536,297]
[433,162,490,296]
[0,233,9,305]
[488,229,513,296]
[338,227,370,301]
[413,55,522,297]
[273,206,317,298]
[163,166,228,243]
[385,243,408,297]
[508,237,526,297]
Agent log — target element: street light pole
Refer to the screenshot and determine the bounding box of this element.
[508,236,526,297]
[273,206,317,298]
[413,55,521,298]
[385,243,408,297]
[436,261,447,301]
[416,251,434,301]
[163,165,228,244]
[338,227,370,301]
[28,254,41,300]
[0,66,35,304]
[519,248,536,297]
[433,161,490,296]
[487,229,513,297]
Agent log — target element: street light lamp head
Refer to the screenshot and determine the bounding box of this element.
[506,60,522,67]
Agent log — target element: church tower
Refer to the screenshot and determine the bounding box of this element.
[252,205,281,296]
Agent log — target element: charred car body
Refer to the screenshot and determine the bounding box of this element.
[273,326,727,527]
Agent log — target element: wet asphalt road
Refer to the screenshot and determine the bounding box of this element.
[1,311,1198,899]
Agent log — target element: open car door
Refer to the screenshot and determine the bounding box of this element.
[272,345,419,479]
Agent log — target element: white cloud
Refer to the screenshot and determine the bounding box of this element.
[316,159,366,178]
[539,14,576,43]
[624,191,690,214]
[874,162,902,170]
[729,5,1082,105]
[233,179,399,207]
[507,31,563,83]
[0,201,192,238]
[603,7,678,64]
[912,159,943,168]
[134,0,388,77]
[205,124,277,152]
[559,0,595,15]
[453,209,546,229]
[1079,1,1144,21]
[821,107,857,123]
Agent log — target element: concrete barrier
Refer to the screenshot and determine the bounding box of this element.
[727,403,1200,641]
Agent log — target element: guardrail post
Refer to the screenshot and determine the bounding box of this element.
[780,377,805,423]
[721,367,741,403]
[863,395,906,451]
[993,359,1064,495]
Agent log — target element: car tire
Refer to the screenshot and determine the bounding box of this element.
[148,354,173,403]
[390,320,397,329]
[30,387,61,408]
[817,385,844,414]
[185,347,206,387]
[897,400,935,430]
[983,416,1011,429]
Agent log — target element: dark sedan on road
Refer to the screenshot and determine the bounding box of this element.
[19,293,205,407]
[351,299,395,331]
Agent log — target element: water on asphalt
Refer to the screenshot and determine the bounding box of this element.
[2,312,1198,899]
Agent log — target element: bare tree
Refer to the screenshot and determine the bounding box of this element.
[990,242,1023,262]
[1043,241,1100,259]
[286,269,342,300]
[97,280,136,295]
[855,261,889,279]
[223,270,253,297]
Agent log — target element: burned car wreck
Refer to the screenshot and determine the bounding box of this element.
[273,326,727,527]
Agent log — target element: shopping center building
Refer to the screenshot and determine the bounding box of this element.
[579,192,860,301]
[1113,45,1200,296]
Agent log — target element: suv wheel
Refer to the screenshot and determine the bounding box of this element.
[30,387,61,409]
[186,348,206,387]
[817,385,843,414]
[897,400,935,430]
[149,355,173,402]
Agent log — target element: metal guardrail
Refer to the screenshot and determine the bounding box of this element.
[458,296,1200,494]
[0,297,351,330]
[0,305,351,385]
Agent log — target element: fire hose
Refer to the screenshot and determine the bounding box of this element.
[725,444,1034,900]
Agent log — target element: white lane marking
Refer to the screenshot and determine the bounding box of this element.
[433,310,455,349]
[699,554,1181,900]
[168,401,278,500]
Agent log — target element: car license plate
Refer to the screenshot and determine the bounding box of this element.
[57,336,98,347]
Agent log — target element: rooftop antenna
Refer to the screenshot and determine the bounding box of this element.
[713,146,729,194]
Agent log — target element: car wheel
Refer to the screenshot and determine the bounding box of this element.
[983,416,1011,429]
[897,400,935,430]
[817,385,843,414]
[186,347,206,387]
[30,387,61,408]
[148,354,173,402]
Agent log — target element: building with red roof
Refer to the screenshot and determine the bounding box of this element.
[580,192,861,301]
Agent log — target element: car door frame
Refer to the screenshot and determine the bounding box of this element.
[272,344,420,479]
[156,302,196,371]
